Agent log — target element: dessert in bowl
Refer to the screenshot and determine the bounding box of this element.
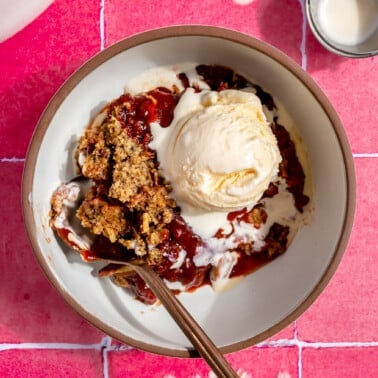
[22,26,355,356]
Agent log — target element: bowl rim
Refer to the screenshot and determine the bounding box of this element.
[22,25,356,357]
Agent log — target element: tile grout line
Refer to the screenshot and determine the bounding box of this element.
[100,0,105,51]
[298,0,308,71]
[258,339,378,348]
[0,157,25,162]
[353,153,378,158]
[297,340,378,348]
[294,321,303,378]
[101,336,112,378]
[0,342,103,352]
[1,339,377,352]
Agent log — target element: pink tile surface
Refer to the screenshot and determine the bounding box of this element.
[105,0,303,64]
[0,0,377,376]
[297,158,378,342]
[0,162,103,343]
[0,349,103,377]
[305,32,378,154]
[0,0,100,158]
[107,346,298,377]
[302,348,378,378]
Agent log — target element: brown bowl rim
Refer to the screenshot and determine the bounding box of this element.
[22,25,356,357]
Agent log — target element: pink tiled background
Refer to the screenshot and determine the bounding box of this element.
[0,0,377,377]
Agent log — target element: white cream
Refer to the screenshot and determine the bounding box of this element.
[168,249,187,270]
[52,182,91,252]
[318,0,378,46]
[124,62,210,94]
[163,279,188,291]
[210,251,239,292]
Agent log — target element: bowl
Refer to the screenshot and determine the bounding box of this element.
[22,25,355,356]
[306,0,378,58]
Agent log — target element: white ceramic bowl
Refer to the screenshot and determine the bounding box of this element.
[22,26,355,356]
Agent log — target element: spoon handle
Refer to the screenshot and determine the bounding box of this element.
[132,263,239,378]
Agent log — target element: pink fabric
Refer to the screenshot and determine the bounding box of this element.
[0,0,377,376]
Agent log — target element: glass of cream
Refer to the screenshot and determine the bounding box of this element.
[306,0,378,57]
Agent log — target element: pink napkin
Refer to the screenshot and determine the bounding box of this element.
[0,0,53,42]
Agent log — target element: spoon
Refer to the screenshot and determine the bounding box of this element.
[105,258,239,378]
[50,179,239,377]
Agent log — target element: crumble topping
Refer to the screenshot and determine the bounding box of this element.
[74,94,176,259]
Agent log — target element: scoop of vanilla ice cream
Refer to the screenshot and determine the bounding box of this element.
[160,88,281,213]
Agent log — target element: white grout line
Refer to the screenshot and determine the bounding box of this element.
[0,342,103,352]
[100,0,105,51]
[298,0,308,71]
[298,340,378,348]
[295,321,303,378]
[1,339,377,352]
[0,157,25,162]
[257,338,378,349]
[101,336,112,378]
[353,153,378,158]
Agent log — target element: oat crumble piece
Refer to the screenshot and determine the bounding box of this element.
[76,188,129,243]
[75,94,176,267]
